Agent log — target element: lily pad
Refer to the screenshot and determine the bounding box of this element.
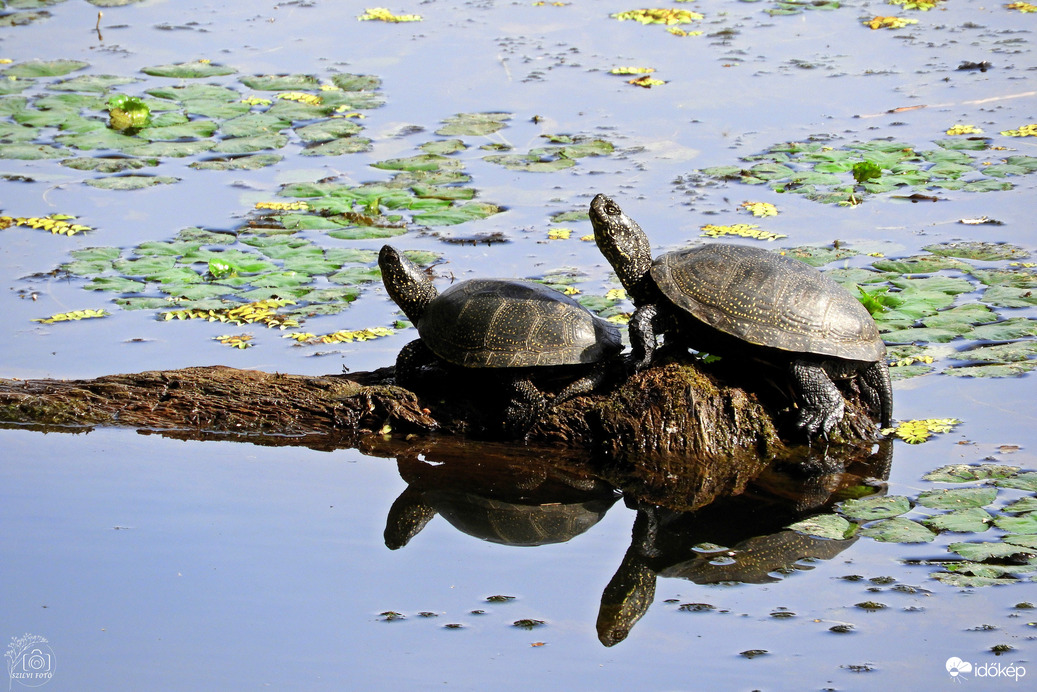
[949,541,1037,562]
[950,341,1037,364]
[83,175,180,190]
[142,62,237,79]
[787,514,856,540]
[49,74,139,93]
[212,134,289,154]
[916,487,997,510]
[981,286,1037,308]
[435,112,511,137]
[859,517,936,543]
[924,241,1029,262]
[240,74,320,91]
[923,464,1019,483]
[996,472,1037,493]
[840,495,911,521]
[994,513,1037,535]
[923,508,993,533]
[190,154,282,171]
[3,59,88,78]
[871,254,971,274]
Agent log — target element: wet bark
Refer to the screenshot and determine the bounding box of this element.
[0,357,881,491]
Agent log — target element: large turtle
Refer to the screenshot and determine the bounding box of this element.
[378,245,623,432]
[588,194,892,438]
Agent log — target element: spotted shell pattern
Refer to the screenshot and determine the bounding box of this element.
[417,279,622,368]
[651,244,885,362]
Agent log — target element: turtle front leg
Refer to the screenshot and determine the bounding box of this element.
[628,303,659,372]
[858,360,893,428]
[789,359,845,439]
[393,338,438,389]
[502,376,549,437]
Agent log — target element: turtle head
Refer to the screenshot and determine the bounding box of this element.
[378,245,438,323]
[589,194,653,302]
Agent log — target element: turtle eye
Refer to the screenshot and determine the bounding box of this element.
[604,201,620,215]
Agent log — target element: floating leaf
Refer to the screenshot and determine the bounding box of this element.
[32,308,109,324]
[882,418,960,444]
[860,517,936,543]
[916,488,997,510]
[358,7,423,22]
[787,514,856,539]
[435,112,511,137]
[611,8,703,25]
[949,541,1037,562]
[701,223,785,241]
[840,495,911,520]
[1,214,91,235]
[214,333,253,349]
[923,464,1019,483]
[923,508,993,533]
[3,59,88,78]
[142,61,236,78]
[84,175,179,190]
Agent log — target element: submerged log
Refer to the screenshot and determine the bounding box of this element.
[0,355,882,497]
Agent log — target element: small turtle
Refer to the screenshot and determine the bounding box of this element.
[378,245,622,433]
[589,194,892,437]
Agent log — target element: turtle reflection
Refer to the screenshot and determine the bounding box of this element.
[384,452,621,549]
[597,441,893,646]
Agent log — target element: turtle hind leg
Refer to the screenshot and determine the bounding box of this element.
[552,362,611,406]
[501,376,549,438]
[857,360,893,428]
[789,359,845,439]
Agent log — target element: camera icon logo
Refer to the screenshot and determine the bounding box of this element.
[5,634,56,688]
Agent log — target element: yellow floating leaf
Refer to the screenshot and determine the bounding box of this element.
[610,66,655,75]
[701,223,786,241]
[891,355,934,367]
[605,288,627,301]
[1000,123,1037,137]
[741,201,778,218]
[562,286,580,296]
[215,334,254,349]
[1,214,92,236]
[945,124,983,135]
[607,313,631,325]
[358,7,423,22]
[881,418,961,444]
[628,75,666,88]
[887,0,943,9]
[667,27,703,37]
[1006,1,1037,11]
[579,234,595,242]
[547,227,572,240]
[287,326,395,344]
[865,16,918,29]
[255,201,309,211]
[32,309,109,324]
[612,9,703,25]
[277,91,322,106]
[335,107,366,117]
[242,96,272,106]
[162,299,298,329]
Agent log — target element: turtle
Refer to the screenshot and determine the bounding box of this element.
[588,193,892,438]
[378,245,623,433]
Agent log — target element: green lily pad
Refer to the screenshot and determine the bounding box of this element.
[994,513,1037,535]
[840,495,911,521]
[420,139,466,155]
[949,541,1037,562]
[996,472,1037,493]
[969,318,1037,341]
[923,508,993,533]
[137,120,218,141]
[925,241,1029,262]
[435,112,511,136]
[932,571,1018,587]
[412,201,502,226]
[871,255,971,274]
[141,62,237,79]
[950,341,1037,364]
[859,517,936,543]
[240,74,320,91]
[981,285,1037,308]
[84,175,179,190]
[881,326,960,345]
[0,143,65,159]
[921,304,997,334]
[218,113,290,138]
[971,269,1037,289]
[49,74,139,93]
[1003,497,1037,514]
[923,464,1019,483]
[787,514,856,539]
[213,133,289,154]
[126,140,216,158]
[60,156,159,173]
[86,276,147,293]
[916,487,997,510]
[190,154,283,171]
[300,137,372,156]
[483,152,576,172]
[294,118,363,142]
[146,83,242,103]
[371,154,460,173]
[3,59,88,78]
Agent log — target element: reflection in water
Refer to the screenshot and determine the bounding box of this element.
[383,451,621,549]
[380,438,893,647]
[597,440,893,646]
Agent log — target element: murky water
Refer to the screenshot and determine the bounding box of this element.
[2,1,1035,689]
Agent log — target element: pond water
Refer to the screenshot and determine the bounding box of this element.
[1,0,1036,689]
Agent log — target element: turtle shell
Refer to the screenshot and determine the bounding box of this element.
[417,279,622,368]
[650,244,884,362]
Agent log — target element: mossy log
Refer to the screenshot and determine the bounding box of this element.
[0,357,882,510]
